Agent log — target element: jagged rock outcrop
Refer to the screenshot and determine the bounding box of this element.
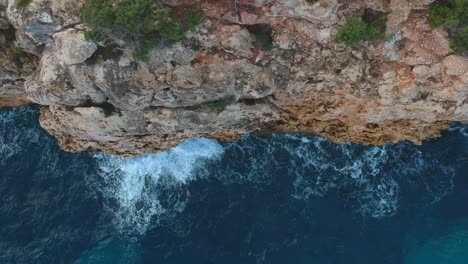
[1,0,467,155]
[0,3,37,107]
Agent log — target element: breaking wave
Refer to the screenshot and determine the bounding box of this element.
[93,138,224,235]
[93,127,462,236]
[2,106,466,263]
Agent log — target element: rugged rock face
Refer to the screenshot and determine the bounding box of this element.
[1,0,467,155]
[0,28,37,106]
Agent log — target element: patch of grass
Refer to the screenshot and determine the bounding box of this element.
[184,8,206,30]
[82,0,206,60]
[428,0,468,54]
[17,0,32,7]
[336,14,387,47]
[203,99,230,112]
[305,0,319,3]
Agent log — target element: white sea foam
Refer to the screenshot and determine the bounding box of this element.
[94,138,224,235]
[214,134,402,217]
[2,106,465,237]
[0,109,23,159]
[93,125,465,234]
[448,124,468,137]
[221,134,456,218]
[291,140,400,218]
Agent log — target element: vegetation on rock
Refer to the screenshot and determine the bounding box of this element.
[82,0,205,61]
[336,13,387,47]
[247,24,273,51]
[0,27,16,49]
[203,99,230,112]
[17,0,32,7]
[428,0,468,54]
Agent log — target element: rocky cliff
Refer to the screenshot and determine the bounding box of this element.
[0,0,467,155]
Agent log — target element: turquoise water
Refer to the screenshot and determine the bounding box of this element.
[74,240,142,264]
[0,106,467,264]
[405,219,468,264]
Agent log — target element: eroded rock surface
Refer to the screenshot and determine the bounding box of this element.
[1,0,467,155]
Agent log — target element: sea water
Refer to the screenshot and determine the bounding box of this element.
[0,106,467,264]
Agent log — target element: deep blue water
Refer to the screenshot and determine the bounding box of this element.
[0,106,467,264]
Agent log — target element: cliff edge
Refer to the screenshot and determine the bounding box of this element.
[0,0,467,155]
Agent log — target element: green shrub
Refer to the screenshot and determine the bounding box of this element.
[428,0,468,54]
[82,0,205,60]
[336,14,387,47]
[17,0,32,7]
[82,0,114,28]
[134,37,157,62]
[305,0,319,3]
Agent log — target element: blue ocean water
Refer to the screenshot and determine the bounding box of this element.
[0,106,467,264]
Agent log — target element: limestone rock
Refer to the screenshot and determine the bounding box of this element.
[0,0,466,155]
[40,102,280,155]
[0,0,9,29]
[6,0,83,45]
[217,25,255,58]
[169,65,203,89]
[54,28,97,65]
[0,28,37,107]
[444,55,468,76]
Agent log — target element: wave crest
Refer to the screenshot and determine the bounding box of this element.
[94,138,224,235]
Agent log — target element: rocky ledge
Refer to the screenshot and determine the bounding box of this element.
[0,0,467,155]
